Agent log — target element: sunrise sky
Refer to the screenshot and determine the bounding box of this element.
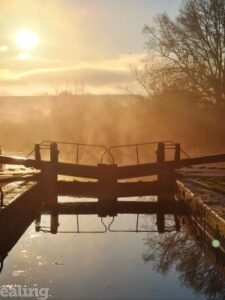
[0,0,182,95]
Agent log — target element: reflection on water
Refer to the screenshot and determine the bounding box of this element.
[143,218,225,300]
[35,213,181,235]
[0,197,225,300]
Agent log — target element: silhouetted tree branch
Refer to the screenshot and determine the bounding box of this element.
[141,0,225,109]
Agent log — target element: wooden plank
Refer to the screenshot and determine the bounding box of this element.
[0,174,40,183]
[116,162,159,179]
[174,153,225,168]
[0,156,100,179]
[0,155,38,167]
[57,162,101,179]
[116,154,225,179]
[1,153,225,179]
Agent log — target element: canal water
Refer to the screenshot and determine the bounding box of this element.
[0,196,225,300]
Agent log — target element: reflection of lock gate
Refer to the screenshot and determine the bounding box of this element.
[35,213,182,234]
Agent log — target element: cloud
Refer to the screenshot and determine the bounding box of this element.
[0,0,148,95]
[0,69,20,81]
[0,53,144,94]
[22,67,129,86]
[0,45,9,52]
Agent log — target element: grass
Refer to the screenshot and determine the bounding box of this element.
[190,177,225,194]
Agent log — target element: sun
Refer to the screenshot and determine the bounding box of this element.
[14,28,39,51]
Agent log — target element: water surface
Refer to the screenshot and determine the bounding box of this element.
[0,197,225,300]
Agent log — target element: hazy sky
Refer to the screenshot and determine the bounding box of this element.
[0,0,182,95]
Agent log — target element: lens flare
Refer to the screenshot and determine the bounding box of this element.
[211,239,220,248]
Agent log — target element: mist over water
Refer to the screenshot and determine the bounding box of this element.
[0,94,224,161]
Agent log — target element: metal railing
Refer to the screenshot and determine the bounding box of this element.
[26,140,191,166]
[26,140,107,164]
[108,140,191,165]
[36,214,181,234]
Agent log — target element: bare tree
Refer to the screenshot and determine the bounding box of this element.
[142,0,225,109]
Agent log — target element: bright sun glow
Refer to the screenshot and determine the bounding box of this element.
[14,28,39,51]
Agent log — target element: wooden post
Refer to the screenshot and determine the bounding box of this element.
[34,144,41,163]
[156,143,166,233]
[157,213,165,233]
[35,214,41,232]
[174,215,181,232]
[35,144,45,208]
[157,142,165,204]
[175,143,181,163]
[156,142,178,205]
[98,164,117,217]
[170,143,181,192]
[0,146,3,170]
[49,143,58,207]
[42,143,58,208]
[50,213,59,234]
[168,144,181,194]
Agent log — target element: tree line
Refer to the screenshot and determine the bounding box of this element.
[138,0,225,112]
